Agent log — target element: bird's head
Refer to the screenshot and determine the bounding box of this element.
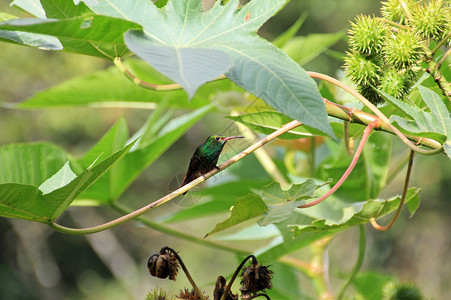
[206,134,244,145]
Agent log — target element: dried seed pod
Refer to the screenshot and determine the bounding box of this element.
[240,261,273,295]
[213,276,238,300]
[176,288,209,300]
[147,250,179,281]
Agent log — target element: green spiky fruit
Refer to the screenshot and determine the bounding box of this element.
[348,15,387,56]
[379,68,411,99]
[359,84,385,105]
[383,30,423,68]
[390,283,423,300]
[411,0,450,41]
[381,0,415,24]
[344,51,382,86]
[146,289,173,300]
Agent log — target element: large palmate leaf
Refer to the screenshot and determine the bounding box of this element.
[83,0,335,138]
[0,140,136,223]
[380,86,450,158]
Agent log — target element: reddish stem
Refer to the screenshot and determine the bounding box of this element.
[299,120,379,208]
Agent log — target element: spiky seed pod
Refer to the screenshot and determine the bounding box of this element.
[410,0,450,41]
[239,262,273,295]
[383,30,423,69]
[348,15,387,56]
[378,68,412,99]
[146,288,174,300]
[381,0,415,24]
[359,84,385,105]
[389,283,424,300]
[148,251,179,281]
[344,51,382,86]
[176,288,209,300]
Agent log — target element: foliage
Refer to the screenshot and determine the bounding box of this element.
[0,0,450,299]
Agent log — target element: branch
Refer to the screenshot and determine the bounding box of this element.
[49,120,303,234]
[299,120,378,208]
[309,72,443,155]
[370,150,415,231]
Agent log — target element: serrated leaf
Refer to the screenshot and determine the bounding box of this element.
[83,0,335,138]
[205,194,268,237]
[0,28,63,50]
[227,111,328,139]
[124,30,233,99]
[40,0,92,18]
[0,15,140,58]
[290,188,420,235]
[379,88,448,143]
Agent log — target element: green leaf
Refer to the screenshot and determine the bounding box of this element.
[0,139,136,222]
[258,179,318,226]
[40,0,92,18]
[16,58,216,109]
[272,12,307,48]
[39,162,77,194]
[227,111,328,139]
[205,194,268,237]
[0,143,69,186]
[417,85,451,159]
[83,0,335,138]
[353,272,396,300]
[318,131,392,202]
[124,30,233,99]
[379,88,447,143]
[0,15,141,59]
[11,0,46,18]
[290,188,420,235]
[282,31,345,66]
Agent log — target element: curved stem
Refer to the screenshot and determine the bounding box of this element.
[438,48,451,70]
[337,225,366,300]
[299,121,378,208]
[249,294,271,300]
[49,120,303,235]
[220,255,257,300]
[371,150,415,231]
[308,72,443,155]
[161,247,206,300]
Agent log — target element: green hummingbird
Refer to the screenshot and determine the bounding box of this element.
[180,134,244,194]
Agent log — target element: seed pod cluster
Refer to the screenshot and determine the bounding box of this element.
[344,0,450,104]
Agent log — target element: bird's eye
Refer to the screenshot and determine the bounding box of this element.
[215,137,220,140]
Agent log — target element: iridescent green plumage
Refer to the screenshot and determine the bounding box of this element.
[180,134,244,194]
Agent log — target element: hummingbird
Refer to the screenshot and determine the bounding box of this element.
[180,134,244,195]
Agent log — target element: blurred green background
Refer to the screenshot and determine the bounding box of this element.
[1,0,450,299]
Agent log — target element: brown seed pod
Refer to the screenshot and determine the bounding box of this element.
[240,262,273,295]
[147,250,179,281]
[176,288,209,300]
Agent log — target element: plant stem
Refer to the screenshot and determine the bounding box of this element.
[309,72,443,155]
[220,255,257,300]
[299,121,378,208]
[343,121,354,156]
[370,150,415,231]
[337,225,366,300]
[431,31,451,55]
[310,237,334,300]
[111,202,249,255]
[161,247,206,300]
[49,120,303,234]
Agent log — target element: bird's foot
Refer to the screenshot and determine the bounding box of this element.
[214,166,221,171]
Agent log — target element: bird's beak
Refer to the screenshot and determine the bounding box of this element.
[222,136,244,141]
